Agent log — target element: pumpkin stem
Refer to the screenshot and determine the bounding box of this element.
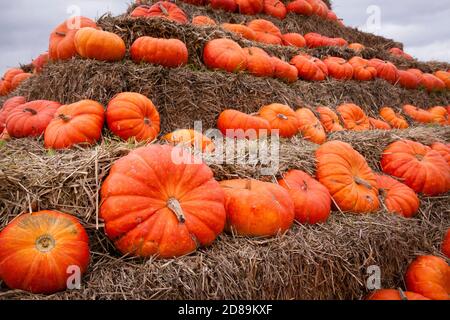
[23,108,37,115]
[354,176,372,189]
[55,31,66,37]
[35,234,56,253]
[158,3,169,16]
[144,117,151,125]
[58,114,71,122]
[301,180,308,191]
[398,288,408,301]
[167,197,185,223]
[277,113,289,120]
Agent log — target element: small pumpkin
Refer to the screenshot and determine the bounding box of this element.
[366,289,429,300]
[0,210,90,294]
[323,57,353,80]
[259,103,299,138]
[236,0,264,15]
[381,139,450,196]
[431,142,450,166]
[348,58,377,81]
[243,47,274,77]
[402,104,434,124]
[369,117,391,130]
[0,68,24,96]
[348,43,365,52]
[100,144,226,258]
[286,0,313,16]
[428,106,449,125]
[10,73,32,91]
[32,52,49,73]
[397,70,420,89]
[278,170,331,224]
[48,16,97,60]
[131,36,188,68]
[306,0,328,17]
[281,33,306,48]
[44,100,104,149]
[336,103,370,131]
[420,73,446,92]
[106,92,160,142]
[263,0,287,19]
[442,229,450,258]
[220,179,294,237]
[247,19,282,45]
[405,255,450,300]
[316,106,344,132]
[389,47,413,60]
[316,140,380,213]
[217,109,271,139]
[0,96,27,133]
[163,129,215,153]
[434,71,450,89]
[379,107,409,129]
[270,57,298,83]
[130,2,188,24]
[203,39,247,73]
[210,0,238,12]
[221,23,256,41]
[369,59,398,84]
[290,54,328,81]
[6,100,61,138]
[192,15,217,26]
[295,108,326,144]
[376,174,419,218]
[74,27,126,62]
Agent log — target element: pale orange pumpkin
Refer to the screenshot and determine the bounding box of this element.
[74,27,126,62]
[316,106,344,132]
[295,108,326,144]
[336,103,370,131]
[259,103,299,138]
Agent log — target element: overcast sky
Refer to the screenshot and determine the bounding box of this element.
[0,0,449,74]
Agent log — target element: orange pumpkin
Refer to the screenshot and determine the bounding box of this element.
[220,179,294,237]
[247,19,282,45]
[131,36,188,68]
[281,33,306,48]
[162,129,215,153]
[210,0,237,12]
[442,229,450,258]
[379,107,409,129]
[278,170,331,224]
[316,140,380,213]
[0,68,24,96]
[381,140,450,196]
[32,53,49,73]
[130,2,188,24]
[428,106,449,125]
[369,117,391,130]
[295,108,326,144]
[236,0,264,15]
[263,0,287,19]
[106,92,160,142]
[0,96,26,133]
[316,106,344,132]
[243,47,274,77]
[6,100,61,138]
[376,174,419,218]
[203,39,247,73]
[286,0,313,16]
[323,57,353,80]
[389,47,413,60]
[402,104,434,124]
[348,43,365,52]
[336,103,370,131]
[192,15,217,26]
[217,109,271,139]
[270,57,298,83]
[0,210,90,294]
[405,255,450,300]
[397,70,420,90]
[100,144,226,258]
[431,142,450,166]
[290,54,328,81]
[10,73,32,91]
[48,16,97,60]
[434,71,450,89]
[366,289,429,300]
[306,0,328,17]
[221,23,256,41]
[259,103,299,138]
[421,73,446,92]
[348,57,377,81]
[369,59,398,84]
[44,100,105,150]
[74,27,126,62]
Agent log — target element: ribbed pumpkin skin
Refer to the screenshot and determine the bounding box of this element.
[44,100,105,150]
[295,107,326,144]
[337,103,370,131]
[290,54,328,81]
[434,71,450,89]
[316,106,344,132]
[259,103,299,138]
[203,39,247,72]
[323,57,353,80]
[376,175,419,218]
[10,73,32,91]
[236,0,264,15]
[107,92,160,142]
[278,170,331,224]
[131,37,188,68]
[397,70,420,89]
[192,15,216,26]
[130,2,188,24]
[0,210,90,294]
[217,109,271,138]
[381,140,450,196]
[74,27,126,62]
[281,33,306,47]
[6,100,61,138]
[405,255,450,300]
[348,57,377,81]
[0,69,24,96]
[220,179,294,237]
[221,23,256,40]
[366,289,429,300]
[0,96,26,133]
[263,0,287,19]
[315,140,380,213]
[402,104,434,124]
[431,142,450,166]
[247,19,282,45]
[100,144,226,258]
[271,57,298,83]
[379,107,409,129]
[162,129,215,152]
[369,117,391,130]
[287,0,313,16]
[243,47,274,77]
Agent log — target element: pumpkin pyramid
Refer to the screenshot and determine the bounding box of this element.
[0,0,449,300]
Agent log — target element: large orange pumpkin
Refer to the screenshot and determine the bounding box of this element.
[379,107,409,129]
[323,57,353,80]
[130,36,188,68]
[217,109,271,139]
[281,33,306,48]
[48,16,97,60]
[44,100,105,150]
[420,73,446,92]
[366,289,429,300]
[106,92,160,142]
[402,104,434,124]
[247,19,282,45]
[0,96,26,133]
[405,255,450,300]
[263,0,287,19]
[369,117,391,130]
[203,39,247,73]
[278,170,331,224]
[192,15,217,26]
[336,103,370,131]
[286,0,313,16]
[220,179,294,237]
[74,27,126,62]
[443,229,450,258]
[290,54,328,81]
[369,59,398,84]
[397,70,420,89]
[0,210,90,294]
[351,61,377,81]
[100,144,226,258]
[162,129,215,153]
[243,47,274,77]
[259,103,299,138]
[295,108,326,144]
[431,142,450,166]
[6,100,61,138]
[221,23,256,41]
[316,106,344,132]
[316,140,380,213]
[376,174,419,218]
[381,140,450,196]
[270,57,298,83]
[130,2,188,24]
[236,0,264,15]
[0,68,24,96]
[434,71,450,89]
